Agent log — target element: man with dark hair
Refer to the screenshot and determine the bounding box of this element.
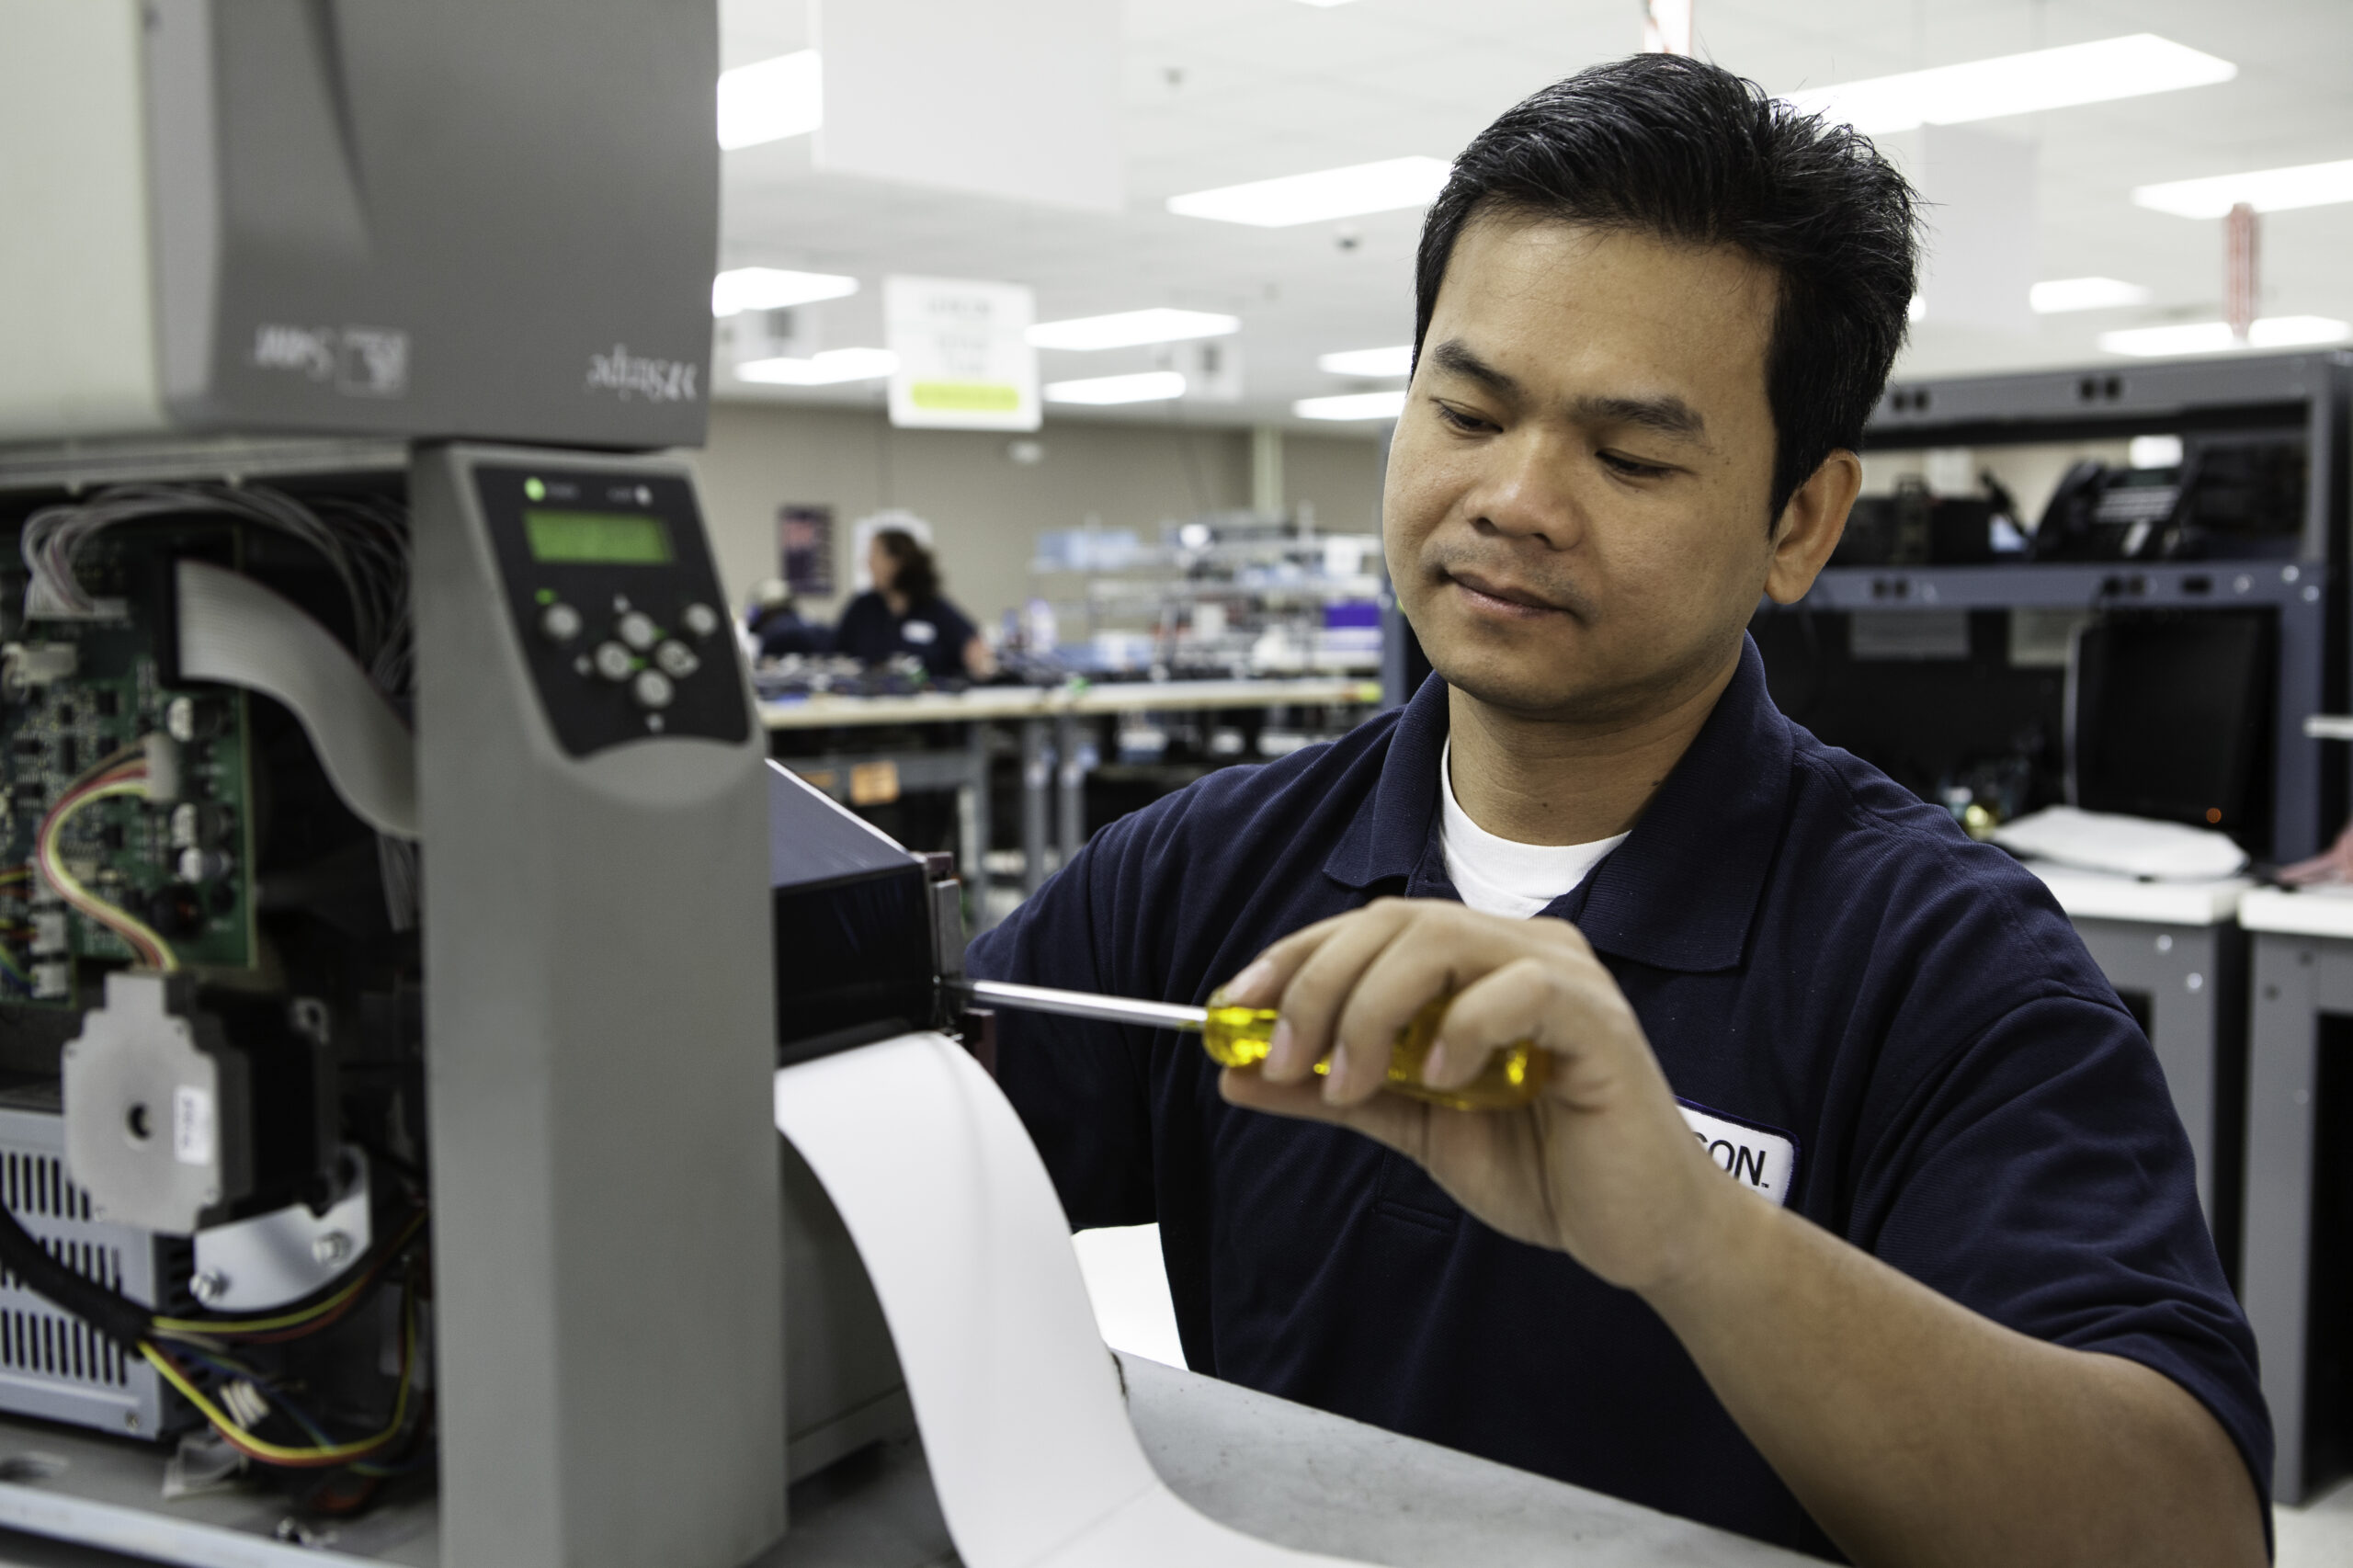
[970,54,2268,1563]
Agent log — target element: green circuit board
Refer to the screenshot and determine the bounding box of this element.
[0,528,259,1006]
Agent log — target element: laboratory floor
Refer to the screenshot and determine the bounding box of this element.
[1073,1225,2353,1564]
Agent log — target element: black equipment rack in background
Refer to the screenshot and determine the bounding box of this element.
[1756,350,2351,864]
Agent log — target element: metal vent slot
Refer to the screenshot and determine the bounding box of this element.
[0,1309,127,1389]
[0,1238,125,1294]
[0,1106,175,1430]
[2,1153,94,1221]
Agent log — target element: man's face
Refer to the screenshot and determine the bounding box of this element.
[1384,217,1788,723]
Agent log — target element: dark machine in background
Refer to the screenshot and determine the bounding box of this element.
[2070,611,2276,842]
[1756,352,2349,864]
[2032,435,2308,564]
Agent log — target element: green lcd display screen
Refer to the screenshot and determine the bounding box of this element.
[522,509,675,565]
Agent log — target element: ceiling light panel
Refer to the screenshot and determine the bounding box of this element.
[712,268,860,317]
[1029,309,1239,351]
[735,347,898,385]
[2131,159,2353,219]
[2029,277,2154,313]
[1043,371,1188,404]
[1294,390,1406,421]
[1785,35,2235,136]
[2097,317,2350,358]
[719,50,822,150]
[1167,156,1453,228]
[1317,346,1413,378]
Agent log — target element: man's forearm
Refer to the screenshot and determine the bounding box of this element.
[1643,1193,2266,1568]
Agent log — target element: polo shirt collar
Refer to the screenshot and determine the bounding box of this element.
[1323,636,1792,974]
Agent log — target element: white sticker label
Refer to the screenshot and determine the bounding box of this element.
[902,619,938,645]
[173,1085,215,1166]
[1678,1101,1796,1207]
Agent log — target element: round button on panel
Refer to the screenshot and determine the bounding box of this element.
[654,641,700,679]
[592,642,634,682]
[617,610,660,652]
[681,602,721,640]
[631,669,676,710]
[540,602,584,644]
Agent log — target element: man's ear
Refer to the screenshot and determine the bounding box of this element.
[1764,450,1862,606]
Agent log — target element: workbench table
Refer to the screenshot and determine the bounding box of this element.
[760,678,1385,903]
[0,1354,1814,1567]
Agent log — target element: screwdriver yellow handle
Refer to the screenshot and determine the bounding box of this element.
[1200,994,1548,1111]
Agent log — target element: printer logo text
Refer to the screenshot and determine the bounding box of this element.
[585,344,699,404]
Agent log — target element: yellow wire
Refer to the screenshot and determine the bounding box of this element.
[40,775,178,971]
[149,1212,427,1337]
[140,1300,416,1468]
[150,1272,369,1338]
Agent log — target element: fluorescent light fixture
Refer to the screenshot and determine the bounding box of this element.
[2132,159,2353,219]
[1317,346,1413,378]
[2030,277,2154,313]
[719,50,821,150]
[1294,390,1407,421]
[734,347,897,385]
[1168,155,1452,228]
[1044,371,1188,405]
[2129,434,2185,468]
[2097,316,2350,358]
[711,267,858,317]
[1785,35,2234,135]
[1029,309,1239,351]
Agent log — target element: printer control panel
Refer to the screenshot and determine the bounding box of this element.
[471,463,750,757]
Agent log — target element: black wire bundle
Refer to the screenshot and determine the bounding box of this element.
[0,1198,150,1346]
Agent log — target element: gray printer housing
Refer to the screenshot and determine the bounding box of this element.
[3,0,715,449]
[0,4,915,1565]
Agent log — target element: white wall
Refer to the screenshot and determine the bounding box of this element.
[687,402,1385,634]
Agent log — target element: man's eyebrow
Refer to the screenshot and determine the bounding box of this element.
[1568,393,1709,445]
[1426,341,1710,447]
[1426,339,1521,400]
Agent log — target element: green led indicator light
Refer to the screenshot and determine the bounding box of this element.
[534,587,556,605]
[524,477,547,502]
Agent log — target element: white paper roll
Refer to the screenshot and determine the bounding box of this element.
[773,1032,1366,1568]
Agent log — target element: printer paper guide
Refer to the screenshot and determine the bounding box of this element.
[774,1032,1364,1568]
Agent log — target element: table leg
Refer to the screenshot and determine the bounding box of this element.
[963,724,994,929]
[2245,931,2321,1502]
[1020,719,1050,896]
[1055,711,1086,867]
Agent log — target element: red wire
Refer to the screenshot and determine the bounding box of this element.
[35,762,162,967]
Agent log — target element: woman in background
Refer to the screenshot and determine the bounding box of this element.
[835,528,997,681]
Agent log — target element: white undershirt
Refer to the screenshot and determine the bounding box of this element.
[1439,739,1629,919]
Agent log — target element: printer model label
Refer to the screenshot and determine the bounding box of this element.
[250,324,410,397]
[1677,1099,1797,1207]
[585,344,699,404]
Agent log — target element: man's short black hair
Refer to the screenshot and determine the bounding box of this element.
[1414,54,1920,521]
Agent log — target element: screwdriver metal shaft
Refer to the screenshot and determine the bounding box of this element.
[960,978,1208,1032]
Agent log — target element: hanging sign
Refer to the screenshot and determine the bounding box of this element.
[884,276,1040,432]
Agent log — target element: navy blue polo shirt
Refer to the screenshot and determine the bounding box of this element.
[967,638,2269,1557]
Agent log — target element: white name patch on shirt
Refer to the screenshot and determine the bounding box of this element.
[1677,1101,1797,1207]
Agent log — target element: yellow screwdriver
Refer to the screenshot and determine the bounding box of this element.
[961,979,1548,1111]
